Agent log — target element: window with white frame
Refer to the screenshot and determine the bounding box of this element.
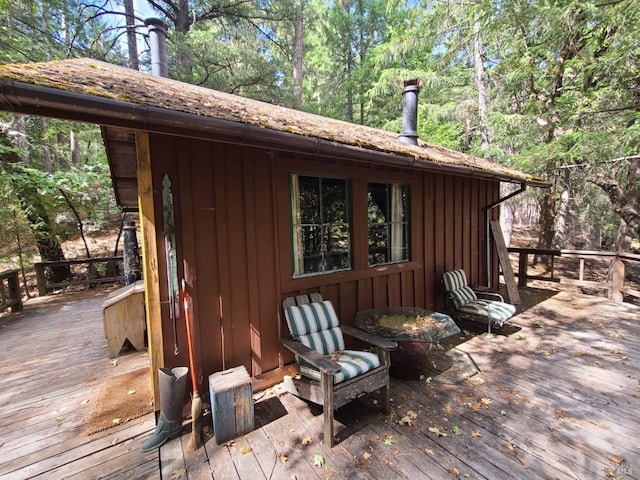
[367,182,409,265]
[290,174,351,276]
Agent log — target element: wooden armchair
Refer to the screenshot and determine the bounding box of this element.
[442,269,516,334]
[281,293,397,447]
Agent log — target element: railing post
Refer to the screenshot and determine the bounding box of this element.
[518,251,528,287]
[34,263,49,296]
[610,257,625,302]
[7,270,22,312]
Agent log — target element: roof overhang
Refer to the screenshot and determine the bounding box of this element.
[0,64,550,210]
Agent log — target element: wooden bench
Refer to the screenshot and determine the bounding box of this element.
[101,281,146,357]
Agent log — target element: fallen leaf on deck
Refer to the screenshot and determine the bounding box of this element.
[444,404,452,414]
[279,453,288,464]
[111,359,118,366]
[81,399,89,405]
[169,468,186,480]
[301,437,312,446]
[481,397,492,406]
[609,456,624,464]
[56,416,65,422]
[452,426,462,436]
[241,446,252,455]
[127,389,136,395]
[429,427,447,437]
[471,431,482,438]
[383,436,395,445]
[314,454,325,467]
[363,452,371,460]
[449,467,459,477]
[112,418,121,425]
[399,410,418,426]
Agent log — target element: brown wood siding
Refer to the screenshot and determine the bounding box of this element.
[149,134,500,381]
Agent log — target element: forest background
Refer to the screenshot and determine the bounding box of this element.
[0,0,638,296]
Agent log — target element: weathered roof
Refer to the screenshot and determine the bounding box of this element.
[0,58,546,195]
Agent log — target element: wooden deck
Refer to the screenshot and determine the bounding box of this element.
[0,288,157,479]
[163,290,640,480]
[2,288,639,479]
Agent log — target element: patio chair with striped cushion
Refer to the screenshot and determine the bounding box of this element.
[281,293,396,447]
[442,269,516,334]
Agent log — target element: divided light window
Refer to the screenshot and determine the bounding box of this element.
[368,182,409,266]
[291,175,351,276]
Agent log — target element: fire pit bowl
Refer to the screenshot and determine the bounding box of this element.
[354,307,461,380]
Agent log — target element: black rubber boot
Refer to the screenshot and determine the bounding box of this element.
[140,367,188,452]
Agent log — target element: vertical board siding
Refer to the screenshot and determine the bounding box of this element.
[252,153,281,374]
[189,140,223,377]
[223,144,252,372]
[152,134,500,381]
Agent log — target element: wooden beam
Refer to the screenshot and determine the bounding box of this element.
[489,220,520,304]
[136,131,164,409]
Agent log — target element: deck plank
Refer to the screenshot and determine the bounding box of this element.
[0,289,156,480]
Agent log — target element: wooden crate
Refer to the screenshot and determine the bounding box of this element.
[208,366,254,444]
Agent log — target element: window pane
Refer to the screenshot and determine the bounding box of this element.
[291,175,351,276]
[298,175,320,224]
[368,182,409,266]
[322,177,348,223]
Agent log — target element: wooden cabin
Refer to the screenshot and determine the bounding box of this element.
[0,59,545,403]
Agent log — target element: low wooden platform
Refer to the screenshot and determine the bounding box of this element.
[162,290,640,479]
[0,289,157,479]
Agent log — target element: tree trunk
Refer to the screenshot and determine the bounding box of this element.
[124,0,139,70]
[473,19,490,154]
[20,188,71,284]
[39,117,52,173]
[552,188,570,249]
[615,219,632,253]
[70,130,80,165]
[535,189,558,266]
[172,0,191,34]
[293,0,304,109]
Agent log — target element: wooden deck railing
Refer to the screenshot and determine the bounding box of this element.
[34,256,124,296]
[0,269,22,313]
[508,247,640,301]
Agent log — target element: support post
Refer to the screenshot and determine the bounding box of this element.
[136,131,163,409]
[610,257,625,302]
[518,252,528,288]
[123,221,142,285]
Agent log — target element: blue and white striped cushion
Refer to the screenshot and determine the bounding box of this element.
[285,301,340,337]
[458,300,516,325]
[448,285,478,309]
[285,301,345,354]
[300,350,380,384]
[297,327,345,355]
[443,269,469,292]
